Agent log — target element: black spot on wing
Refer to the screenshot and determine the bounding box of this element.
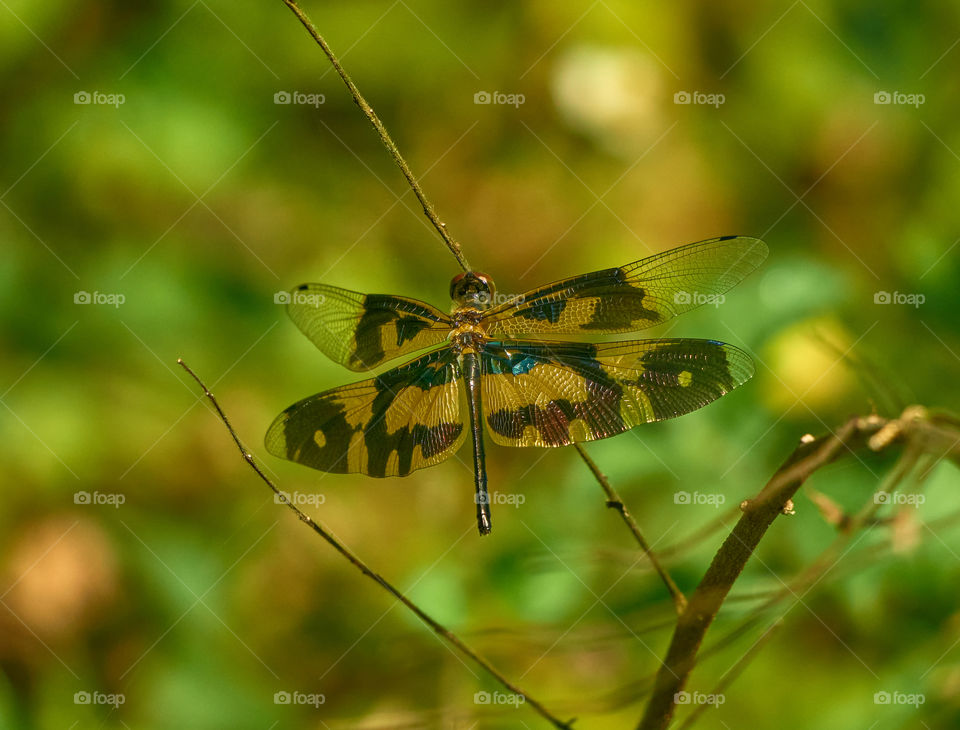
[514,298,568,324]
[395,315,433,346]
[349,295,448,369]
[350,309,390,369]
[638,340,737,389]
[483,342,628,446]
[276,395,358,473]
[631,340,739,420]
[486,391,627,446]
[508,269,621,324]
[364,421,464,476]
[363,354,462,476]
[580,286,658,331]
[487,400,576,447]
[372,353,458,392]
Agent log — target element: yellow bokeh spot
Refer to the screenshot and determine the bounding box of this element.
[761,317,856,413]
[678,370,693,387]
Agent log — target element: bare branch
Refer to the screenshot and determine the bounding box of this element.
[575,444,687,614]
[281,0,472,273]
[638,416,873,730]
[178,359,574,729]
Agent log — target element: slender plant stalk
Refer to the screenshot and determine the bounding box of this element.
[574,444,687,615]
[664,436,929,711]
[675,619,784,730]
[282,0,472,273]
[637,415,889,730]
[664,439,926,727]
[177,359,574,729]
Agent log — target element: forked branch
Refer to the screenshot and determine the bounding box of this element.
[638,407,956,730]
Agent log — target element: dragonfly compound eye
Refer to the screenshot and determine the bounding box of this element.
[450,272,496,307]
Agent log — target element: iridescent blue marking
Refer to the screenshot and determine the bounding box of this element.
[508,355,539,375]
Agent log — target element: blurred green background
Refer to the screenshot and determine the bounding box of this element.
[1,1,958,728]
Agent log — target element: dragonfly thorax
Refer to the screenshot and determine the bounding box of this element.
[450,271,496,311]
[449,307,489,354]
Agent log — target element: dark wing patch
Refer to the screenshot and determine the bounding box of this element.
[265,348,466,477]
[484,236,767,336]
[286,284,453,371]
[481,339,754,447]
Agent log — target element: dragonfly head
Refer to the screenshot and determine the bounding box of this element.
[450,271,496,310]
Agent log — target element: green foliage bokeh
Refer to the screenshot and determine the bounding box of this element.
[0,1,958,728]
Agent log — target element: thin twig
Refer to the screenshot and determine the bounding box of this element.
[675,619,785,730]
[684,441,926,683]
[637,416,870,730]
[665,444,924,728]
[177,359,574,729]
[281,0,471,273]
[574,444,687,614]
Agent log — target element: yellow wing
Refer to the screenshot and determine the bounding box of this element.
[484,236,767,336]
[284,284,453,371]
[481,339,754,447]
[265,348,466,477]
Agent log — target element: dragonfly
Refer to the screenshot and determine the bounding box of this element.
[265,236,767,535]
